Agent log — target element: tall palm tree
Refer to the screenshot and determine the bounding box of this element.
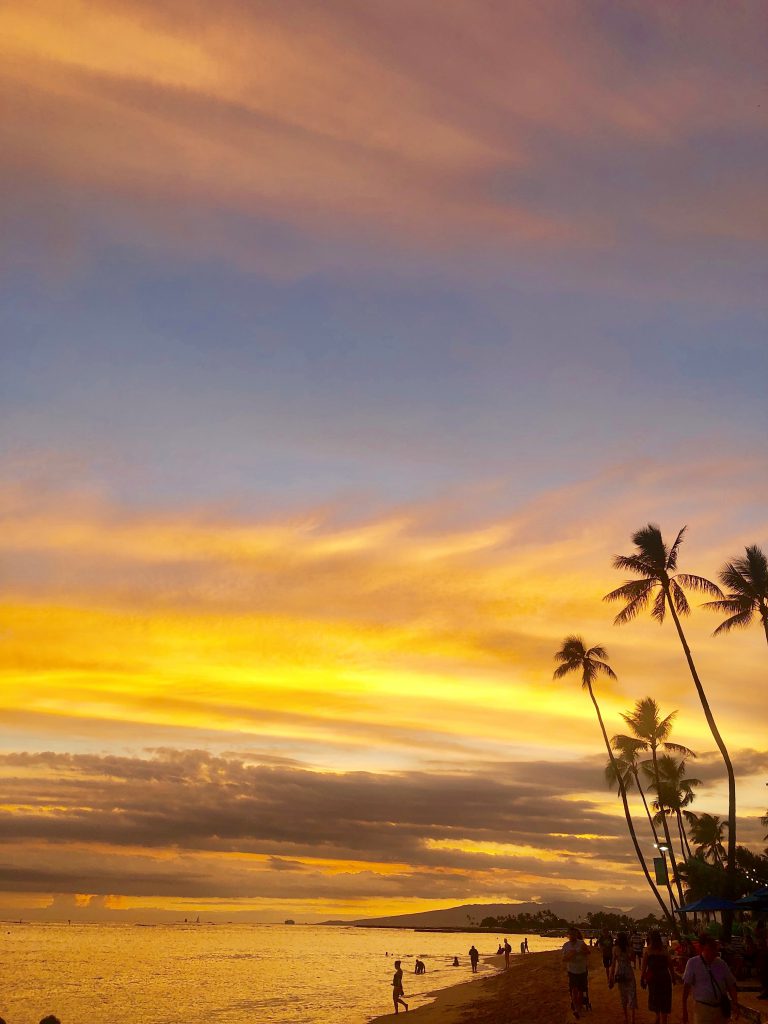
[616,698,693,913]
[606,737,679,913]
[603,524,736,885]
[646,753,701,862]
[686,812,727,867]
[704,544,768,646]
[553,636,677,932]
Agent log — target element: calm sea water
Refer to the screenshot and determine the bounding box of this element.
[0,923,562,1024]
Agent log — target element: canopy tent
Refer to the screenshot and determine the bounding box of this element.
[675,895,739,913]
[735,887,768,909]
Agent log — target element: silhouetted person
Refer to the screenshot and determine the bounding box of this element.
[40,1018,62,1024]
[599,928,614,982]
[504,937,511,968]
[391,960,408,1014]
[563,926,590,1019]
[469,944,480,973]
[452,956,460,966]
[524,937,529,953]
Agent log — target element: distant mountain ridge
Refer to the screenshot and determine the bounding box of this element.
[329,899,654,928]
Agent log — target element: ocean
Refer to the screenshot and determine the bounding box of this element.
[0,923,563,1023]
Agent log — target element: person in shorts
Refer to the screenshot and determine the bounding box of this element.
[563,926,590,1019]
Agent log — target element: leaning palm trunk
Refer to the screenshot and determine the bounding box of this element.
[676,809,693,861]
[638,779,679,914]
[634,768,662,847]
[650,748,686,919]
[665,594,737,880]
[588,685,678,934]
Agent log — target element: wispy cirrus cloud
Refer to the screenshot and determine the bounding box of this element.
[2,0,766,277]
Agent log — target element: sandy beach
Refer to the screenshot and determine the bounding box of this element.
[371,950,766,1024]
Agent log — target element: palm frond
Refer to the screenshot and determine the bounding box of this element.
[676,573,723,598]
[553,635,587,662]
[703,597,752,615]
[666,526,687,571]
[611,591,655,626]
[712,610,755,636]
[603,579,655,606]
[553,663,574,679]
[719,546,768,599]
[593,660,617,680]
[631,523,668,568]
[661,741,695,758]
[651,587,667,623]
[670,579,690,616]
[612,554,657,577]
[587,644,609,660]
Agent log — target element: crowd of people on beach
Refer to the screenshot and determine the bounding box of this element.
[563,919,768,1024]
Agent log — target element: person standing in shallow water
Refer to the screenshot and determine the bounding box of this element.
[391,960,408,1014]
[504,938,511,968]
[469,944,480,973]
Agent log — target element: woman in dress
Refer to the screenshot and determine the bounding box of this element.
[610,931,638,1024]
[641,930,675,1024]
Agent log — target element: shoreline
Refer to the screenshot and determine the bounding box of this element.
[369,949,767,1024]
[368,951,555,1024]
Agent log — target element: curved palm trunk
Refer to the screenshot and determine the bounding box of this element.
[633,768,662,846]
[665,594,736,941]
[665,594,737,880]
[635,769,680,913]
[676,809,693,861]
[650,746,686,921]
[587,683,678,935]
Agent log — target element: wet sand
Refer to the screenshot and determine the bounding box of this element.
[371,948,766,1024]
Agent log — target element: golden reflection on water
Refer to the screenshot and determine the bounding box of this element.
[0,923,562,1023]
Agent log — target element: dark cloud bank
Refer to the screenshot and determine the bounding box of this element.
[0,748,764,906]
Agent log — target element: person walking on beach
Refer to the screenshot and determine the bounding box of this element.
[598,928,614,982]
[641,929,676,1024]
[682,934,739,1024]
[469,944,480,973]
[391,960,408,1014]
[609,932,638,1024]
[504,938,511,968]
[563,926,590,1019]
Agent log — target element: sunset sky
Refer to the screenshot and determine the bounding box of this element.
[1,1,766,922]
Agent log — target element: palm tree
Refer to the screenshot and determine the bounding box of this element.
[704,544,768,646]
[605,735,660,839]
[616,698,692,913]
[553,636,677,932]
[606,737,679,913]
[686,812,727,867]
[603,524,736,886]
[647,753,701,862]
